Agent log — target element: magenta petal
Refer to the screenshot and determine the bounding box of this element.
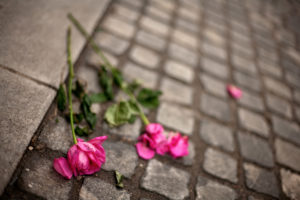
[88,136,107,145]
[146,123,164,135]
[156,141,169,155]
[53,157,72,179]
[136,142,155,160]
[227,84,242,99]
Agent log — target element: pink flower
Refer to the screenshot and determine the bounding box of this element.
[53,136,107,178]
[53,157,72,179]
[136,134,155,160]
[227,84,242,99]
[167,132,189,158]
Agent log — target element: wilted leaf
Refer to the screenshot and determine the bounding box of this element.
[137,88,162,109]
[99,66,114,100]
[81,95,97,129]
[89,92,108,103]
[73,79,86,99]
[57,84,67,111]
[111,68,124,87]
[75,126,90,136]
[115,171,124,188]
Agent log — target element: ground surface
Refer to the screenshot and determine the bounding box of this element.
[1,0,300,199]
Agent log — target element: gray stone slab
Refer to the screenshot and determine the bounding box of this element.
[157,103,194,135]
[146,4,172,23]
[110,3,140,23]
[172,29,198,50]
[231,55,257,75]
[18,152,73,200]
[272,115,300,145]
[264,76,292,99]
[196,176,237,200]
[234,71,261,92]
[201,93,232,122]
[295,90,300,104]
[102,141,138,178]
[164,60,194,83]
[237,89,264,112]
[258,59,282,78]
[238,108,269,137]
[201,57,229,80]
[202,41,227,62]
[243,163,279,198]
[168,43,198,67]
[0,69,56,194]
[200,73,227,98]
[203,148,238,183]
[275,139,300,172]
[80,177,130,200]
[0,0,110,88]
[141,159,190,200]
[160,78,193,105]
[136,30,167,52]
[77,64,101,93]
[280,168,300,200]
[200,120,235,152]
[130,45,160,69]
[176,18,199,34]
[238,132,274,167]
[286,71,300,89]
[140,16,171,37]
[266,94,292,119]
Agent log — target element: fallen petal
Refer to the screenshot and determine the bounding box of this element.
[53,157,72,179]
[136,142,155,160]
[227,84,242,99]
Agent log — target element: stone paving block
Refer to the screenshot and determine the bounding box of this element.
[266,94,292,119]
[141,159,190,200]
[234,71,261,92]
[200,73,227,98]
[231,30,252,47]
[203,28,226,47]
[280,168,300,199]
[231,42,254,60]
[243,163,279,198]
[172,29,198,50]
[202,41,227,62]
[110,3,140,22]
[164,60,194,83]
[176,18,199,34]
[258,59,282,78]
[178,6,199,22]
[231,55,257,75]
[140,16,170,37]
[275,138,300,172]
[203,148,238,183]
[118,0,143,9]
[264,76,292,99]
[136,30,167,52]
[123,62,158,89]
[157,103,194,135]
[295,106,300,121]
[201,57,229,80]
[94,31,129,56]
[102,119,142,141]
[200,120,235,152]
[86,49,119,68]
[77,64,101,93]
[39,116,74,154]
[0,69,56,194]
[237,89,264,112]
[238,108,269,137]
[149,0,176,13]
[238,132,274,167]
[295,90,300,104]
[195,176,237,200]
[0,0,110,88]
[102,141,138,178]
[272,115,300,145]
[129,45,160,69]
[201,93,232,122]
[80,177,130,200]
[168,43,198,67]
[146,4,172,23]
[285,71,300,89]
[160,77,193,105]
[205,18,226,35]
[102,15,135,40]
[18,152,72,200]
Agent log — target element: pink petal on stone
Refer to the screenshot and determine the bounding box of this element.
[136,142,155,160]
[146,123,164,135]
[156,141,169,155]
[168,133,189,158]
[227,84,242,99]
[53,157,72,179]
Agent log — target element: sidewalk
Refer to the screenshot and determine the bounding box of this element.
[1,0,300,199]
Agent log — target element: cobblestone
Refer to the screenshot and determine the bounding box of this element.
[238,108,269,137]
[110,3,140,23]
[258,59,282,78]
[285,71,300,89]
[264,76,292,99]
[203,28,226,47]
[200,120,235,152]
[164,60,194,83]
[195,176,237,200]
[238,132,274,167]
[201,57,229,80]
[136,30,167,52]
[157,103,194,135]
[237,89,264,112]
[146,4,172,23]
[129,45,160,69]
[200,73,227,98]
[266,93,292,119]
[202,41,227,62]
[294,90,300,104]
[243,163,279,197]
[77,64,102,93]
[234,71,261,92]
[175,18,199,34]
[203,148,238,183]
[102,141,138,178]
[168,43,198,67]
[80,177,130,200]
[139,16,170,37]
[231,55,257,75]
[102,16,135,39]
[280,168,300,199]
[275,139,300,172]
[201,93,232,122]
[172,29,198,50]
[141,159,190,200]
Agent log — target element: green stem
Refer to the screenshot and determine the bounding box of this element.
[68,13,150,126]
[67,27,77,144]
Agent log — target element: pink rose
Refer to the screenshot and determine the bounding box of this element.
[167,133,189,158]
[136,134,156,160]
[54,136,107,178]
[227,84,242,99]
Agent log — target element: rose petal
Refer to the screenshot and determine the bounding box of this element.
[168,133,189,158]
[156,141,169,155]
[136,142,155,160]
[53,157,72,179]
[227,84,242,99]
[146,123,164,135]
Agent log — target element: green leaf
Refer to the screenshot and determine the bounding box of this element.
[115,171,124,188]
[115,101,131,124]
[72,79,86,99]
[57,84,67,111]
[65,113,84,124]
[81,95,97,129]
[104,101,137,126]
[75,126,90,136]
[99,66,114,100]
[128,100,140,115]
[111,68,124,87]
[127,80,141,94]
[137,88,162,109]
[104,104,118,126]
[89,92,108,103]
[128,115,136,124]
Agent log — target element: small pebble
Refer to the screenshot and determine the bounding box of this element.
[28,146,34,151]
[28,183,33,188]
[25,168,30,172]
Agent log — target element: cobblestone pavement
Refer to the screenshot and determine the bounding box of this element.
[2,0,300,199]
